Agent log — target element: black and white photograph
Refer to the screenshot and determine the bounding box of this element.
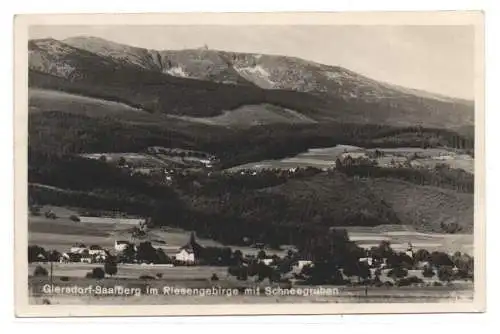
[14,12,485,316]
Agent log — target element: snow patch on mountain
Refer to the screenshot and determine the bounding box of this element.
[233,65,275,88]
[164,66,189,78]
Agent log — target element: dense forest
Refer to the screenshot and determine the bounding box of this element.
[28,148,474,247]
[29,109,474,169]
[338,164,474,193]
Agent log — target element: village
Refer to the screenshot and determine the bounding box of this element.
[28,208,474,289]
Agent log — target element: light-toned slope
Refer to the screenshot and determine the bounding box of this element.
[62,36,162,70]
[364,178,474,233]
[170,104,317,127]
[29,88,147,117]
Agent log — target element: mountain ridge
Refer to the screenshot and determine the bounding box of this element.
[59,35,473,103]
[28,36,474,130]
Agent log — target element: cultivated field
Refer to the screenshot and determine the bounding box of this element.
[27,206,474,305]
[29,89,146,117]
[29,206,473,257]
[80,152,170,168]
[169,104,317,127]
[28,206,290,257]
[228,145,474,173]
[343,225,474,255]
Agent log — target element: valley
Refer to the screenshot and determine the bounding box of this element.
[25,35,476,306]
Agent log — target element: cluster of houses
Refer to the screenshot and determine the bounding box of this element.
[59,244,109,264]
[54,239,198,265]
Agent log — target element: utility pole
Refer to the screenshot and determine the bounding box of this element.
[49,259,53,286]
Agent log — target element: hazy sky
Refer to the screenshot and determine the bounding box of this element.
[30,25,475,99]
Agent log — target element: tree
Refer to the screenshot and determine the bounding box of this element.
[228,265,248,281]
[413,249,431,263]
[33,265,48,277]
[156,248,171,264]
[211,273,219,281]
[232,250,243,265]
[256,262,275,282]
[117,157,127,167]
[104,256,118,276]
[119,243,136,263]
[136,242,158,263]
[257,250,267,259]
[90,267,105,279]
[69,214,80,222]
[430,251,454,268]
[371,240,394,260]
[387,267,408,279]
[387,252,413,269]
[453,253,474,279]
[438,266,454,282]
[343,260,371,283]
[47,250,62,262]
[28,245,47,263]
[45,210,57,219]
[422,266,435,278]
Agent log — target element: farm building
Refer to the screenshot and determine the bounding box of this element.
[60,252,82,263]
[70,244,87,254]
[358,257,374,267]
[80,255,93,264]
[405,242,414,258]
[175,248,196,264]
[292,260,313,272]
[259,258,274,266]
[340,152,369,160]
[115,240,131,252]
[89,245,107,257]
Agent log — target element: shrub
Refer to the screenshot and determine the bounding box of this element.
[89,267,105,279]
[433,281,443,287]
[387,267,408,279]
[33,265,48,277]
[104,256,118,276]
[30,206,41,216]
[69,215,80,222]
[60,276,70,282]
[139,275,155,280]
[396,276,423,287]
[44,211,57,219]
[422,266,435,278]
[28,245,47,263]
[211,273,219,281]
[438,266,454,282]
[155,273,163,279]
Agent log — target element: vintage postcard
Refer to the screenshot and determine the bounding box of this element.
[14,11,485,317]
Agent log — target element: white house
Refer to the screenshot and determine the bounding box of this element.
[175,249,195,264]
[292,260,313,272]
[89,245,106,256]
[115,240,131,252]
[70,244,87,254]
[259,258,274,266]
[80,255,92,264]
[405,242,414,259]
[340,152,368,160]
[358,257,374,267]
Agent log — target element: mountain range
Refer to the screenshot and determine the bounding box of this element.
[28,36,474,130]
[27,36,475,236]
